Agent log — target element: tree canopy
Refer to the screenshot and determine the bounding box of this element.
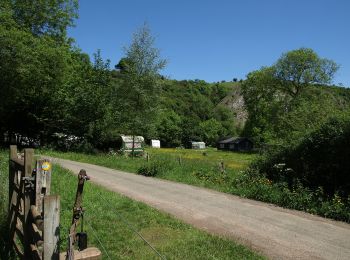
[3,0,78,38]
[273,48,339,97]
[0,1,348,153]
[242,48,347,145]
[115,24,166,139]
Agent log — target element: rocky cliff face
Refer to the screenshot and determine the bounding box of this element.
[218,84,248,128]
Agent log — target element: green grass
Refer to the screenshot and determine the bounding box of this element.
[40,147,350,222]
[41,148,256,193]
[0,150,16,260]
[0,149,264,259]
[54,165,264,259]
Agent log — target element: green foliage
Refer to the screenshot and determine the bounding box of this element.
[231,169,350,222]
[156,110,183,147]
[257,115,350,197]
[44,147,350,222]
[237,115,350,222]
[4,0,78,38]
[0,150,16,259]
[0,20,75,139]
[274,48,339,97]
[0,1,238,149]
[115,24,166,139]
[241,67,284,143]
[157,80,237,146]
[192,167,229,185]
[242,48,348,145]
[137,156,175,177]
[199,118,225,146]
[0,2,118,150]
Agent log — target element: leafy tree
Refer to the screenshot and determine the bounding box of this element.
[115,57,132,73]
[274,48,339,97]
[116,24,166,153]
[5,0,78,38]
[214,105,237,136]
[242,48,342,144]
[199,118,224,146]
[0,1,113,149]
[0,19,75,142]
[156,110,182,147]
[241,67,283,143]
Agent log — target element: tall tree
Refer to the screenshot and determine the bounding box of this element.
[116,24,166,151]
[242,48,342,144]
[273,48,339,97]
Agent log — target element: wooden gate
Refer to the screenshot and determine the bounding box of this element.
[8,145,59,259]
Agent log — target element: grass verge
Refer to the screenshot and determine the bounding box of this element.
[41,148,255,193]
[0,150,16,260]
[0,149,264,259]
[41,148,350,222]
[53,164,264,259]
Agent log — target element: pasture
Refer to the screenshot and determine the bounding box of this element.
[41,148,257,193]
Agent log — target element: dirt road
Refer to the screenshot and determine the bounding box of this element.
[53,158,350,260]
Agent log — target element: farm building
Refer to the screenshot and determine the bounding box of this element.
[117,135,144,155]
[191,141,206,149]
[151,139,161,148]
[217,137,253,152]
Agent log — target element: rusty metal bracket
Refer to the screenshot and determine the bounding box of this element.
[65,169,90,260]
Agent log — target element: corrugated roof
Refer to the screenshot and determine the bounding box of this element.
[218,137,252,144]
[120,135,144,143]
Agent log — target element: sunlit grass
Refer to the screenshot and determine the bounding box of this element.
[147,147,254,169]
[41,148,256,193]
[52,164,264,259]
[0,149,263,259]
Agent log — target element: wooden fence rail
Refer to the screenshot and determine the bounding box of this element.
[8,145,101,260]
[8,145,59,259]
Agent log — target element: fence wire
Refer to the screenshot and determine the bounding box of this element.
[84,218,112,260]
[87,183,166,260]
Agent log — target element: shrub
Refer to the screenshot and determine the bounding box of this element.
[137,157,174,177]
[255,115,350,198]
[231,168,350,222]
[192,166,229,185]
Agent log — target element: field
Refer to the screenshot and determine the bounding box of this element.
[41,147,256,193]
[39,147,350,222]
[0,149,264,259]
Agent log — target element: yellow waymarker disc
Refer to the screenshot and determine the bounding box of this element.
[42,161,51,171]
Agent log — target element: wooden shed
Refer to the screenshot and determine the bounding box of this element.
[118,135,144,155]
[191,141,206,149]
[217,137,253,152]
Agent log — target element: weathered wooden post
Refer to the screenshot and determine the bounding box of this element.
[62,169,101,260]
[8,145,17,217]
[178,155,182,166]
[35,159,52,213]
[219,161,225,173]
[23,148,34,258]
[43,195,60,259]
[8,145,17,256]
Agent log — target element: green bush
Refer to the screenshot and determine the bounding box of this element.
[137,157,174,177]
[192,167,229,185]
[256,115,350,198]
[238,116,350,222]
[231,169,350,222]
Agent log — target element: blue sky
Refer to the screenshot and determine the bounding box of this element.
[68,0,350,86]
